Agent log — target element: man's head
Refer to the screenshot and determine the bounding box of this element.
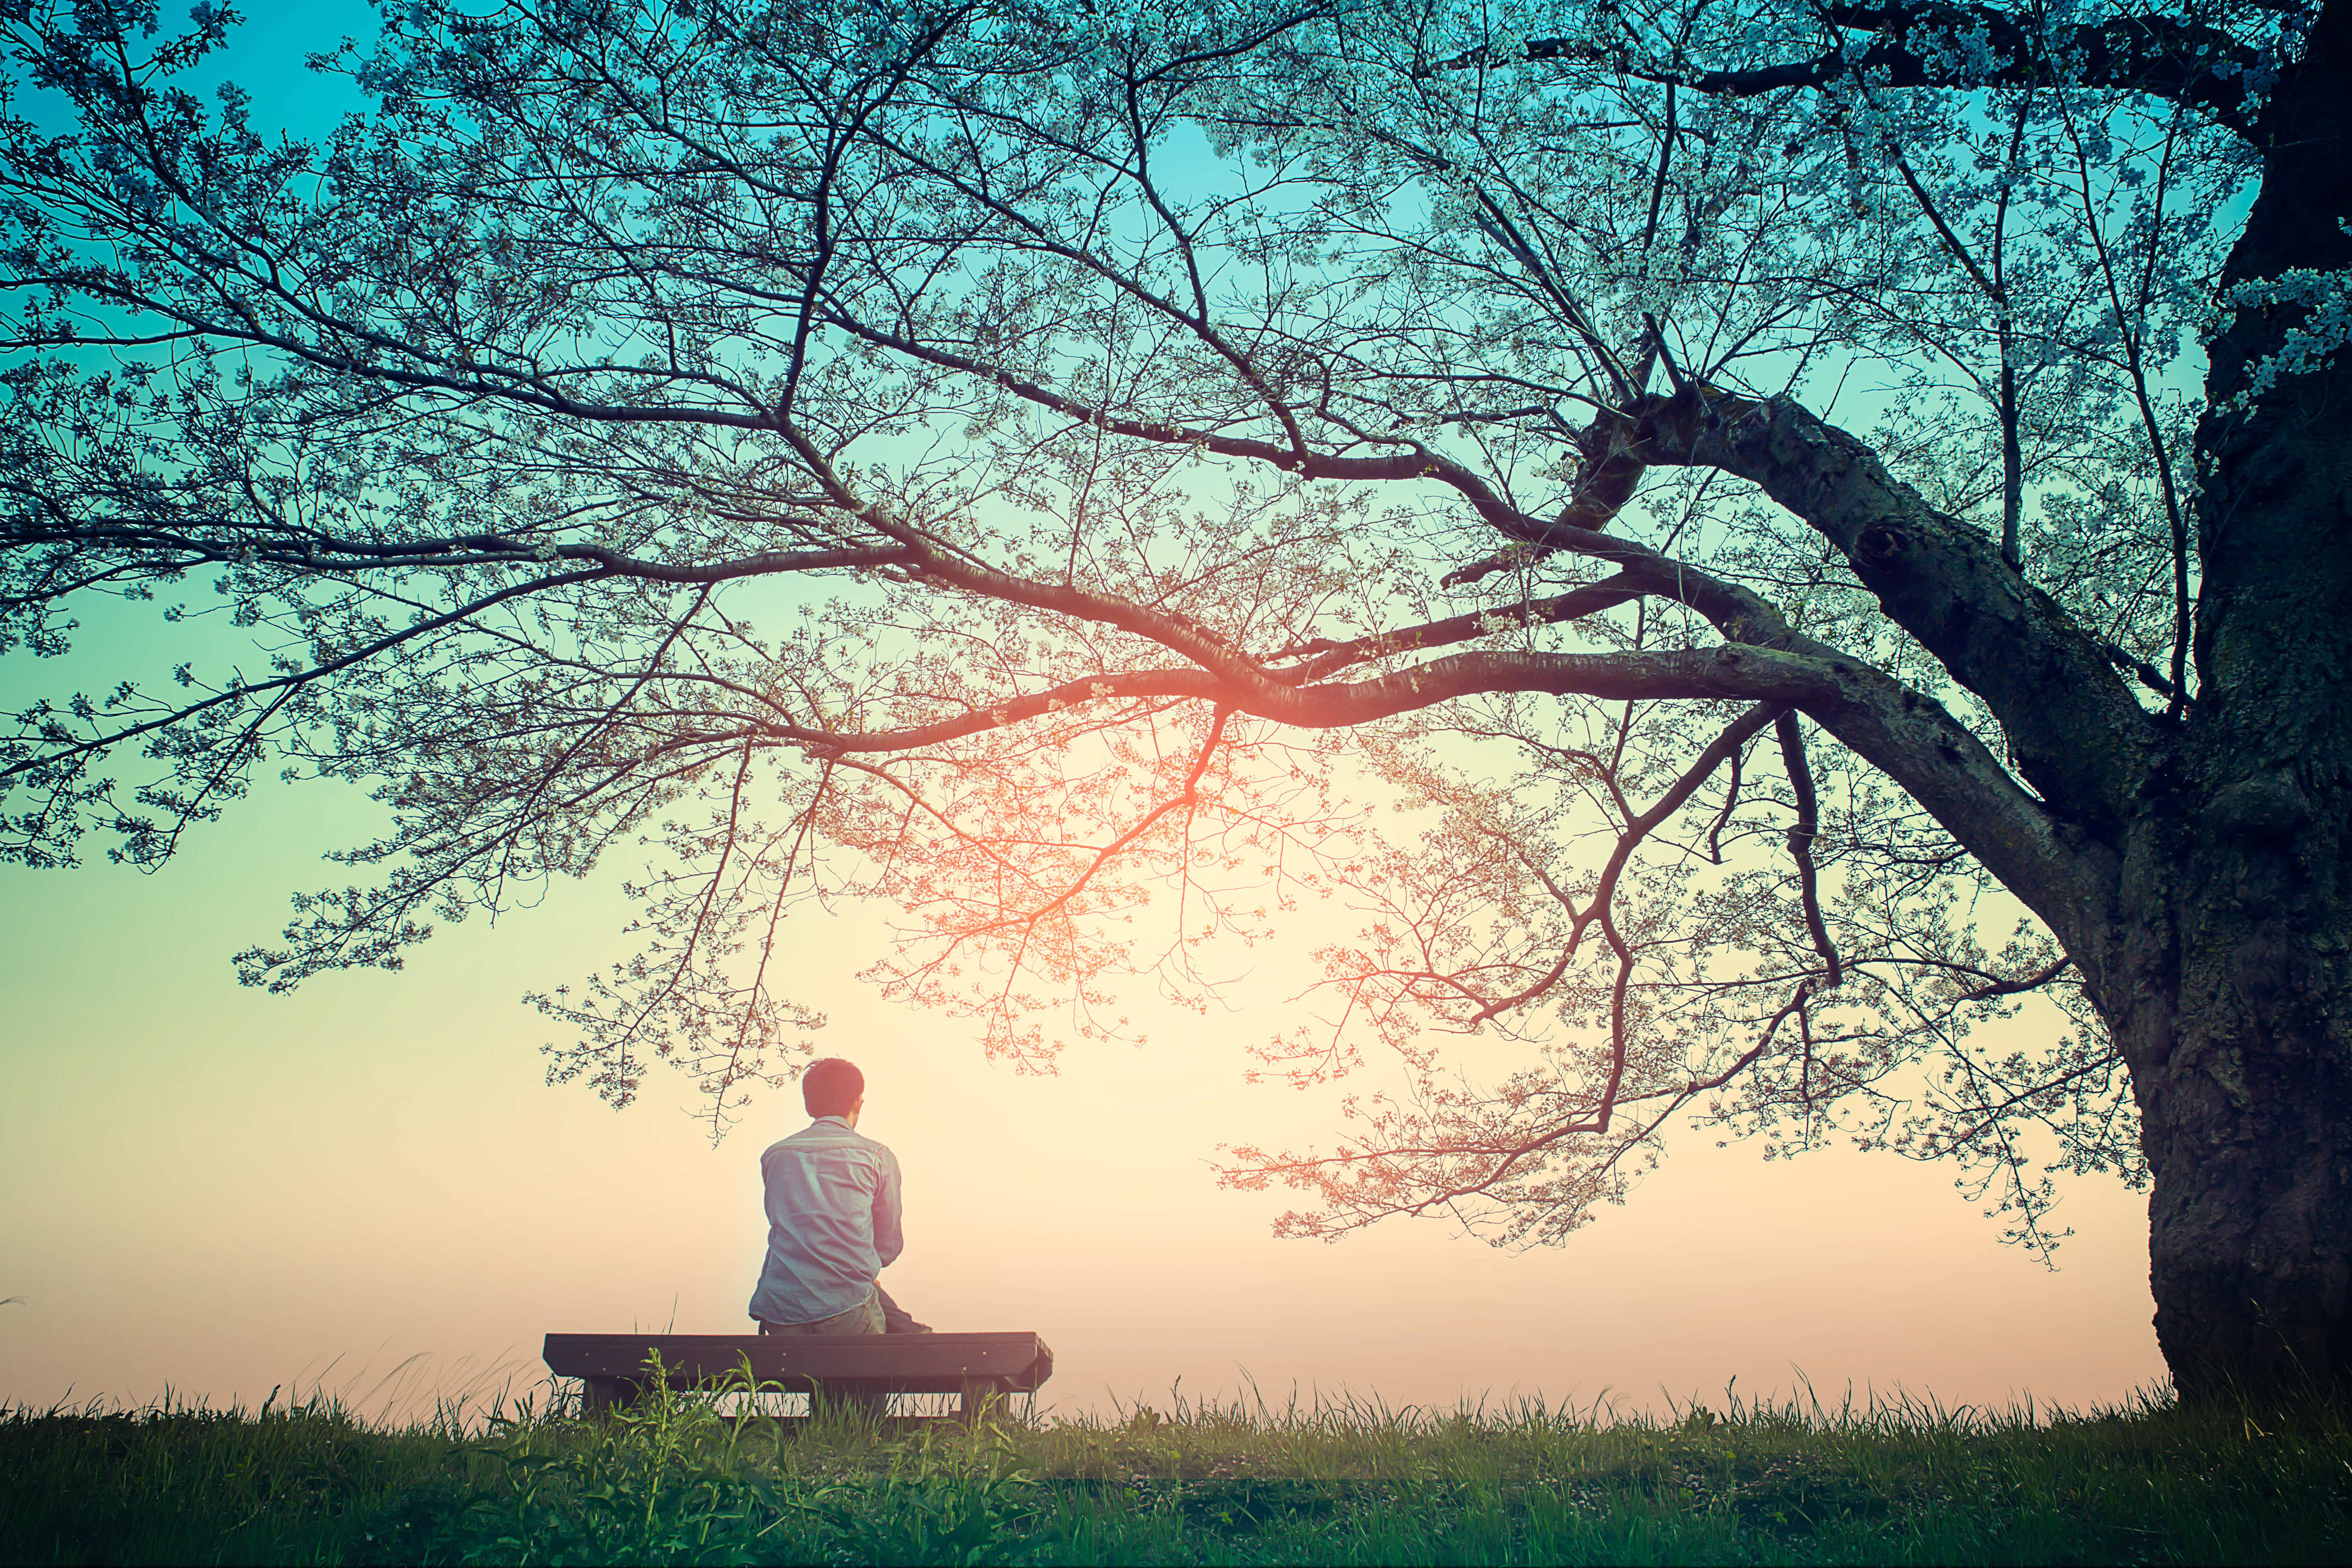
[801,1057,865,1122]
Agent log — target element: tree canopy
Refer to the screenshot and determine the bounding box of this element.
[4,0,2342,1343]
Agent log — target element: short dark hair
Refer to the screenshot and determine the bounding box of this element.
[802,1057,864,1118]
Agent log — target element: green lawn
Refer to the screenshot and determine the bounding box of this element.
[4,1375,2348,1565]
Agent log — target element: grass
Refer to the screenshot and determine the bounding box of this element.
[4,1372,2350,1565]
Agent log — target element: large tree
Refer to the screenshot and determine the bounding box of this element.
[3,0,2346,1398]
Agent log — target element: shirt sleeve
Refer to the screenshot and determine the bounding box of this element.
[872,1146,905,1268]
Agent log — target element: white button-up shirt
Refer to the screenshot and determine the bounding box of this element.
[747,1116,906,1325]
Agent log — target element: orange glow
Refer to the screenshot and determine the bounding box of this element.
[0,778,2161,1423]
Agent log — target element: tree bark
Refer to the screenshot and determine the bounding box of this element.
[2100,0,2352,1401]
[2112,793,2352,1400]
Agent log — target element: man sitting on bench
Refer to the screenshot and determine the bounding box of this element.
[749,1057,932,1349]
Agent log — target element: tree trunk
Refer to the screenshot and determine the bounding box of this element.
[2105,0,2352,1402]
[2113,796,2352,1400]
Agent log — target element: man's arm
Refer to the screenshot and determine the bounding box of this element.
[872,1148,905,1269]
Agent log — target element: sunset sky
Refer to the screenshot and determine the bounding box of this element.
[2,758,2161,1422]
[1,0,2168,1426]
[0,762,2163,1420]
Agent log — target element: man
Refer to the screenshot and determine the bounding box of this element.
[748,1057,931,1342]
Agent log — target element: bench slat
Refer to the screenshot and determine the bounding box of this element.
[542,1331,1053,1394]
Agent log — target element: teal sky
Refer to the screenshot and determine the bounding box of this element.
[1,0,2167,1423]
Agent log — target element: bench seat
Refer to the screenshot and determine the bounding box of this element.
[542,1331,1053,1418]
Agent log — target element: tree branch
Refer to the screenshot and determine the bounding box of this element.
[1478,700,1783,1024]
[1631,386,2158,841]
[1466,4,2275,138]
[1776,710,1844,987]
[1266,571,1648,680]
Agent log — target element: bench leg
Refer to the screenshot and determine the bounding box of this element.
[582,1377,642,1416]
[959,1377,1003,1423]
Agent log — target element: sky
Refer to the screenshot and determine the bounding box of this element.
[0,0,2168,1427]
[0,751,2163,1424]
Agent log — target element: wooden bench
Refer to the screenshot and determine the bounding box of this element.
[542,1331,1054,1420]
